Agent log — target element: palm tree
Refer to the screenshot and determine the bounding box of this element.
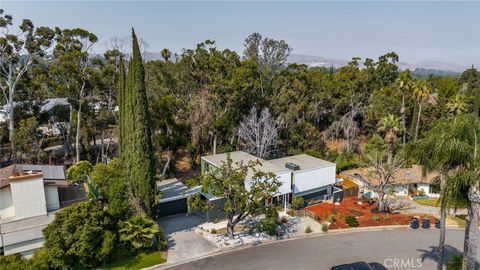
[446,94,468,119]
[438,114,480,270]
[377,114,401,161]
[412,80,432,141]
[119,215,160,249]
[161,48,171,62]
[414,119,463,270]
[395,70,414,145]
[428,115,480,269]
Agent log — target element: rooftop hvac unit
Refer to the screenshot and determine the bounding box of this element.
[285,162,300,171]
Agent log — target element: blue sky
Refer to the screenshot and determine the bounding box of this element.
[1,1,479,66]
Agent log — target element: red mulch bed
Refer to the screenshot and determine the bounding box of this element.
[304,197,435,230]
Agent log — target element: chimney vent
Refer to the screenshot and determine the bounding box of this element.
[285,162,300,171]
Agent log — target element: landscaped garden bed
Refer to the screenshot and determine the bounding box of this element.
[305,197,435,229]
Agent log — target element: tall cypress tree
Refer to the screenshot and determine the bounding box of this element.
[118,56,126,154]
[121,29,158,217]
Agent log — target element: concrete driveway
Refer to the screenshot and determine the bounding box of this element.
[159,214,220,264]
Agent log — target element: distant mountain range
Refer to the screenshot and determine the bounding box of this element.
[287,54,469,74]
[140,51,469,75]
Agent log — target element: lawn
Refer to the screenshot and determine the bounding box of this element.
[413,197,467,208]
[102,250,166,270]
[413,197,440,207]
[446,215,467,227]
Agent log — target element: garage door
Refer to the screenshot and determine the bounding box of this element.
[159,198,188,217]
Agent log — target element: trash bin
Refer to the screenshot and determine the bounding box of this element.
[422,218,431,229]
[435,219,440,229]
[410,217,420,229]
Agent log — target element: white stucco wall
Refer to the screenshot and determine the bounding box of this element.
[44,186,60,212]
[293,165,336,194]
[10,177,47,220]
[0,186,15,219]
[417,183,440,198]
[245,171,292,195]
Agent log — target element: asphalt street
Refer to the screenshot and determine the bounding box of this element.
[161,229,476,270]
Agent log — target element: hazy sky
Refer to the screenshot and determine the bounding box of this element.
[1,1,479,66]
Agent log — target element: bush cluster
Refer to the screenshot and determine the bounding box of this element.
[345,215,359,227]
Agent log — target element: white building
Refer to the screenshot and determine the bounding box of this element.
[0,164,84,257]
[201,151,337,207]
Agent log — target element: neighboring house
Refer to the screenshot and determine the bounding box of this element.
[0,164,86,257]
[341,165,440,199]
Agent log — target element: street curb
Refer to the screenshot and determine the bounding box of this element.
[151,225,464,270]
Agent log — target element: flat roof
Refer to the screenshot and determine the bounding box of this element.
[201,151,289,178]
[268,154,336,173]
[157,178,199,203]
[0,164,67,188]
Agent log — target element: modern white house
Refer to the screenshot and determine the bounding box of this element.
[201,151,337,207]
[0,164,85,257]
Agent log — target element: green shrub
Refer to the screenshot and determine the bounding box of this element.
[328,214,337,223]
[185,176,201,188]
[305,225,313,234]
[345,215,359,227]
[322,224,329,232]
[372,215,380,222]
[292,197,305,209]
[446,255,463,270]
[417,188,426,196]
[260,217,279,236]
[210,228,217,234]
[287,209,295,217]
[314,215,321,222]
[66,160,93,184]
[43,201,116,269]
[119,215,160,250]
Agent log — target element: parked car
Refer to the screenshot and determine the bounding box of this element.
[331,261,387,270]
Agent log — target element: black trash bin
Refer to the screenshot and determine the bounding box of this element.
[422,218,431,229]
[435,218,440,229]
[410,217,420,229]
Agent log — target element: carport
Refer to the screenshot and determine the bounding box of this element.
[158,178,197,217]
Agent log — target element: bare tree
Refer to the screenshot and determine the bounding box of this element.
[237,107,278,159]
[358,152,404,213]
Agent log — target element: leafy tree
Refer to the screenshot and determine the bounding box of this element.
[42,200,116,270]
[66,160,92,184]
[189,154,281,238]
[90,158,130,219]
[51,27,99,163]
[119,214,160,250]
[13,116,42,163]
[120,29,158,217]
[243,32,292,98]
[0,10,54,159]
[446,94,468,119]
